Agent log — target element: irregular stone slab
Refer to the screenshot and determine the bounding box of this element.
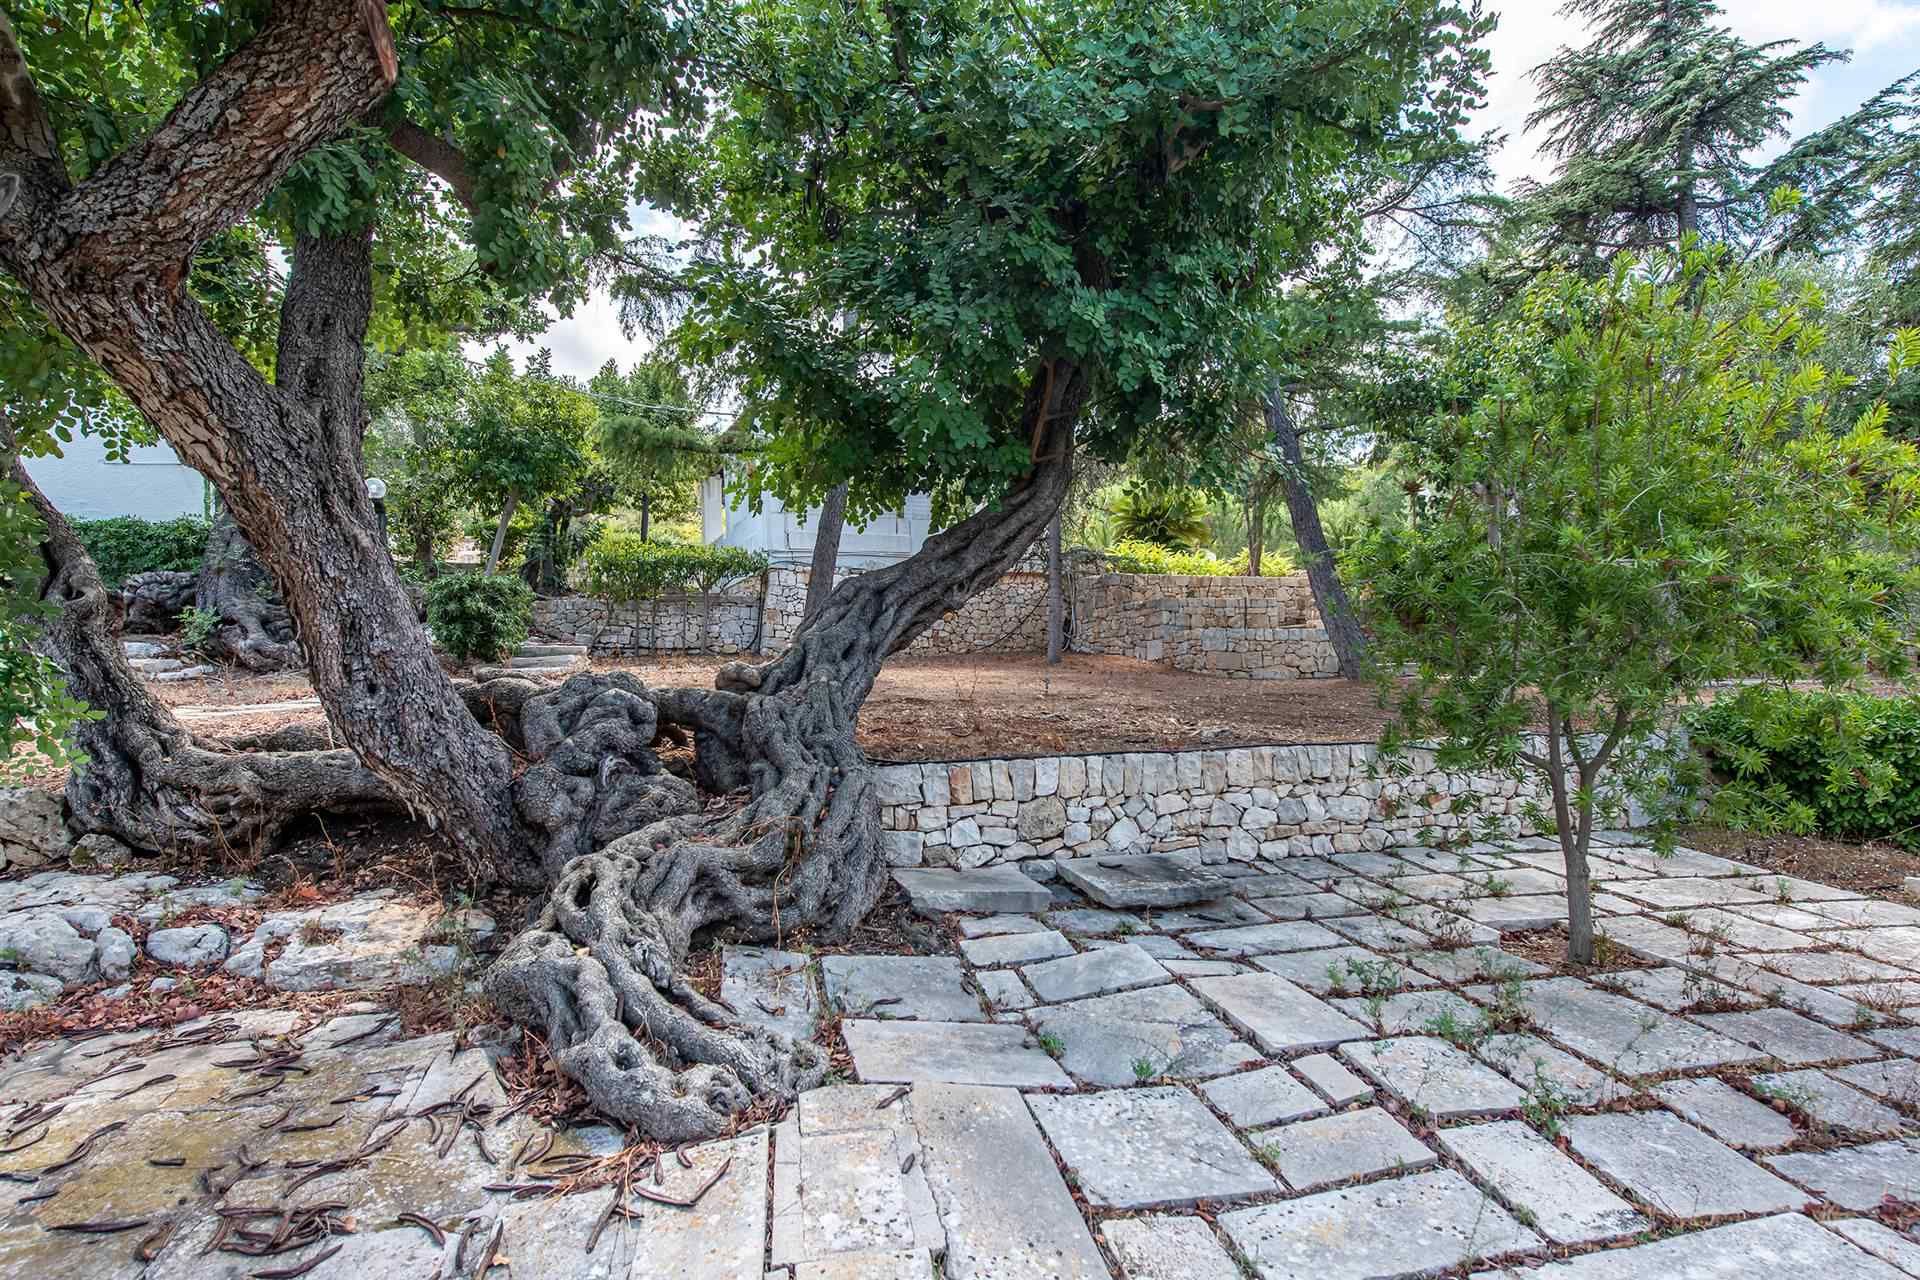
[1692,1007,1882,1066]
[1466,977,1767,1074]
[1596,966,1755,1013]
[1221,1168,1541,1280]
[626,1130,769,1280]
[955,914,1045,938]
[1045,907,1147,935]
[252,895,460,992]
[957,928,1074,967]
[1251,946,1437,997]
[146,923,229,968]
[1475,1033,1625,1105]
[892,866,1050,916]
[1028,1086,1280,1209]
[908,1083,1108,1279]
[1324,913,1438,951]
[1457,894,1572,930]
[1752,1069,1908,1136]
[1250,1105,1435,1191]
[1614,876,1774,909]
[1764,1138,1920,1210]
[1055,853,1229,908]
[723,945,820,1042]
[1330,989,1485,1037]
[1249,891,1367,920]
[1097,933,1192,959]
[1828,1218,1920,1277]
[1293,1052,1373,1106]
[771,1085,943,1272]
[1830,1055,1920,1105]
[1029,983,1259,1086]
[1652,1077,1798,1150]
[1020,942,1166,1002]
[1189,972,1370,1055]
[1439,1120,1648,1244]
[794,1252,936,1280]
[1101,1215,1242,1280]
[843,1020,1071,1089]
[1400,946,1546,984]
[974,969,1033,1012]
[1469,1212,1910,1279]
[822,955,985,1022]
[1148,899,1271,930]
[1183,920,1346,957]
[1163,958,1244,978]
[1565,1110,1805,1218]
[1338,1036,1526,1120]
[1200,1064,1329,1128]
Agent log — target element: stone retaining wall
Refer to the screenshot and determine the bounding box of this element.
[1070,572,1339,678]
[873,741,1574,869]
[531,593,760,655]
[761,565,1052,655]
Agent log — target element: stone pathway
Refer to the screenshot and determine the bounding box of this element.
[4,834,1920,1279]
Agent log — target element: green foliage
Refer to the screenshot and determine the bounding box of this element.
[0,481,97,779]
[423,572,535,664]
[1108,487,1212,551]
[453,350,598,514]
[590,358,736,532]
[1099,539,1256,577]
[1693,689,1920,848]
[1361,248,1920,873]
[70,514,210,587]
[364,348,473,573]
[677,0,1492,524]
[177,604,220,656]
[580,533,769,603]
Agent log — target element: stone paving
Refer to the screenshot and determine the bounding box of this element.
[3,834,1920,1278]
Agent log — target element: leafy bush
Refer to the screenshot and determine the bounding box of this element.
[1108,486,1212,549]
[424,572,535,663]
[1693,688,1920,848]
[178,604,220,656]
[72,514,209,586]
[581,533,769,602]
[1098,539,1253,576]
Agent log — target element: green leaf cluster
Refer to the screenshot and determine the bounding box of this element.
[69,515,212,588]
[423,571,536,663]
[580,533,769,603]
[1100,539,1255,577]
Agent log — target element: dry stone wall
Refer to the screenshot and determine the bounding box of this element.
[873,741,1576,870]
[530,593,760,655]
[1070,572,1339,678]
[760,565,1052,655]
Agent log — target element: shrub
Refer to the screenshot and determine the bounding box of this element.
[1098,539,1252,576]
[581,532,769,603]
[72,514,210,586]
[424,572,535,663]
[1692,688,1920,848]
[1108,486,1212,549]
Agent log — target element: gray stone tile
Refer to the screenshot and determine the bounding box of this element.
[973,969,1033,1012]
[1865,1025,1920,1055]
[1693,1007,1883,1066]
[1093,932,1192,959]
[1764,1138,1920,1210]
[1827,1218,1920,1277]
[823,955,985,1022]
[1338,1036,1527,1120]
[1045,907,1147,935]
[627,1129,769,1280]
[1457,895,1572,930]
[1565,1111,1805,1218]
[1476,1033,1625,1105]
[1594,966,1756,1013]
[1830,1056,1920,1106]
[724,946,821,1043]
[1804,901,1920,928]
[1467,977,1768,1074]
[1249,1105,1436,1190]
[1439,1120,1648,1244]
[792,1251,936,1280]
[1654,1076,1797,1150]
[1028,1086,1280,1209]
[1330,989,1486,1037]
[908,1084,1107,1279]
[1055,854,1230,908]
[1330,851,1407,876]
[843,1020,1072,1089]
[1162,958,1245,978]
[1221,1168,1541,1280]
[1148,899,1271,930]
[1101,1215,1242,1280]
[1200,1064,1329,1128]
[1184,920,1347,957]
[1029,983,1260,1086]
[955,914,1045,938]
[1752,1069,1909,1136]
[1020,942,1167,1002]
[1614,877,1775,909]
[1399,946,1546,984]
[1469,1212,1911,1279]
[1249,947,1436,996]
[1247,892,1367,920]
[957,928,1074,967]
[1188,972,1372,1055]
[1293,1052,1374,1106]
[1324,913,1438,950]
[771,1086,942,1272]
[893,867,1049,915]
[1676,907,1820,952]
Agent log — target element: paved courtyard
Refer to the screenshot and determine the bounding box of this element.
[3,831,1919,1279]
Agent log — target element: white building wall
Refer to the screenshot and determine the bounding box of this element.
[703,470,931,567]
[22,435,206,521]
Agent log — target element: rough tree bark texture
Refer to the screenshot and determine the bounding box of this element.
[0,4,530,883]
[1264,386,1369,678]
[801,479,850,624]
[195,508,300,670]
[1046,511,1063,664]
[487,363,1087,1138]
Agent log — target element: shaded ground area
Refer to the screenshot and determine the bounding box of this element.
[1680,824,1920,904]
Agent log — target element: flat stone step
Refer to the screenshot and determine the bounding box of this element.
[516,642,590,657]
[145,664,217,682]
[892,866,1050,916]
[504,653,586,670]
[1054,852,1229,908]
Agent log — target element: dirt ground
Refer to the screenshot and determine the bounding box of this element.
[1676,824,1920,902]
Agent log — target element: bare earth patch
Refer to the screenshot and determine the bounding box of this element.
[1677,824,1920,903]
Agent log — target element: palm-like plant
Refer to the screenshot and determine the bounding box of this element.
[1109,485,1212,549]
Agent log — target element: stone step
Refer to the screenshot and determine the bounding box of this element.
[505,653,586,670]
[1055,852,1229,908]
[892,866,1051,917]
[517,642,590,657]
[144,664,217,682]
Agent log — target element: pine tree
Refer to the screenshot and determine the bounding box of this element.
[1520,0,1844,261]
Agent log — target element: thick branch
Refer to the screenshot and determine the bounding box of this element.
[388,120,479,211]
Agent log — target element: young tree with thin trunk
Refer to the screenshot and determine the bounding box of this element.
[801,480,849,625]
[1360,248,1920,964]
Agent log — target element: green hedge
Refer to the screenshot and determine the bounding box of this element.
[424,572,534,663]
[1098,538,1259,576]
[581,533,769,603]
[1692,688,1920,848]
[72,515,210,587]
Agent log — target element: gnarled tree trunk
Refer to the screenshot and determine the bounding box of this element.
[486,362,1086,1139]
[195,507,300,670]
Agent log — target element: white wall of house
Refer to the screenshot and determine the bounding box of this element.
[701,470,931,567]
[22,434,207,521]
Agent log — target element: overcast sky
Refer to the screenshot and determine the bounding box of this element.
[489,1,1920,381]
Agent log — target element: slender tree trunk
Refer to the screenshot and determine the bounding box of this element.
[1264,386,1368,677]
[1046,511,1063,664]
[639,492,650,541]
[1246,485,1268,576]
[802,479,850,626]
[1545,710,1596,965]
[484,491,518,576]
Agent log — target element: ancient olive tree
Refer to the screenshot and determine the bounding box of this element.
[1359,248,1920,964]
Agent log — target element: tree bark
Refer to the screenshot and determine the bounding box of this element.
[1264,386,1368,678]
[484,491,518,576]
[1545,710,1596,966]
[802,480,850,626]
[1046,511,1063,664]
[487,360,1087,1138]
[195,507,300,670]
